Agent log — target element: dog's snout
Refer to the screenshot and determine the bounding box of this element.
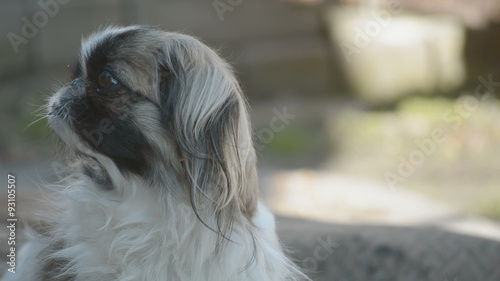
[71,78,84,87]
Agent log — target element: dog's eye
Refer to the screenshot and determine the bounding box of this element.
[97,70,119,89]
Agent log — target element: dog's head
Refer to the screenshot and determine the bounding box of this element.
[48,26,257,229]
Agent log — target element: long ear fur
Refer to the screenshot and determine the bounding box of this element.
[158,34,258,241]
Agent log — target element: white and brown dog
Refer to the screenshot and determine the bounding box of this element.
[4,26,307,281]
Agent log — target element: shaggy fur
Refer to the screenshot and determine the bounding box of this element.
[2,26,307,281]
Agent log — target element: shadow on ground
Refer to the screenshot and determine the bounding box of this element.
[277,216,500,281]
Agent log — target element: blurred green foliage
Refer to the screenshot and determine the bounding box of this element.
[329,96,500,220]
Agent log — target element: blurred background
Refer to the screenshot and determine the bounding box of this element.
[1,0,500,280]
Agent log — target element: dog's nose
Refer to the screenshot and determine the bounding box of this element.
[71,78,84,87]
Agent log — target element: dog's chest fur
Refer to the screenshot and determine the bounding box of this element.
[39,172,287,281]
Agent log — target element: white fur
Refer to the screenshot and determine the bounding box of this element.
[6,164,304,281]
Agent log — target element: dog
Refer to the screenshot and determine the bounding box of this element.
[4,26,307,281]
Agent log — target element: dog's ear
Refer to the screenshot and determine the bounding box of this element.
[157,37,258,237]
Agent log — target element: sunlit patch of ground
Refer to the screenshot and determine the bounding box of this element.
[264,169,500,241]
